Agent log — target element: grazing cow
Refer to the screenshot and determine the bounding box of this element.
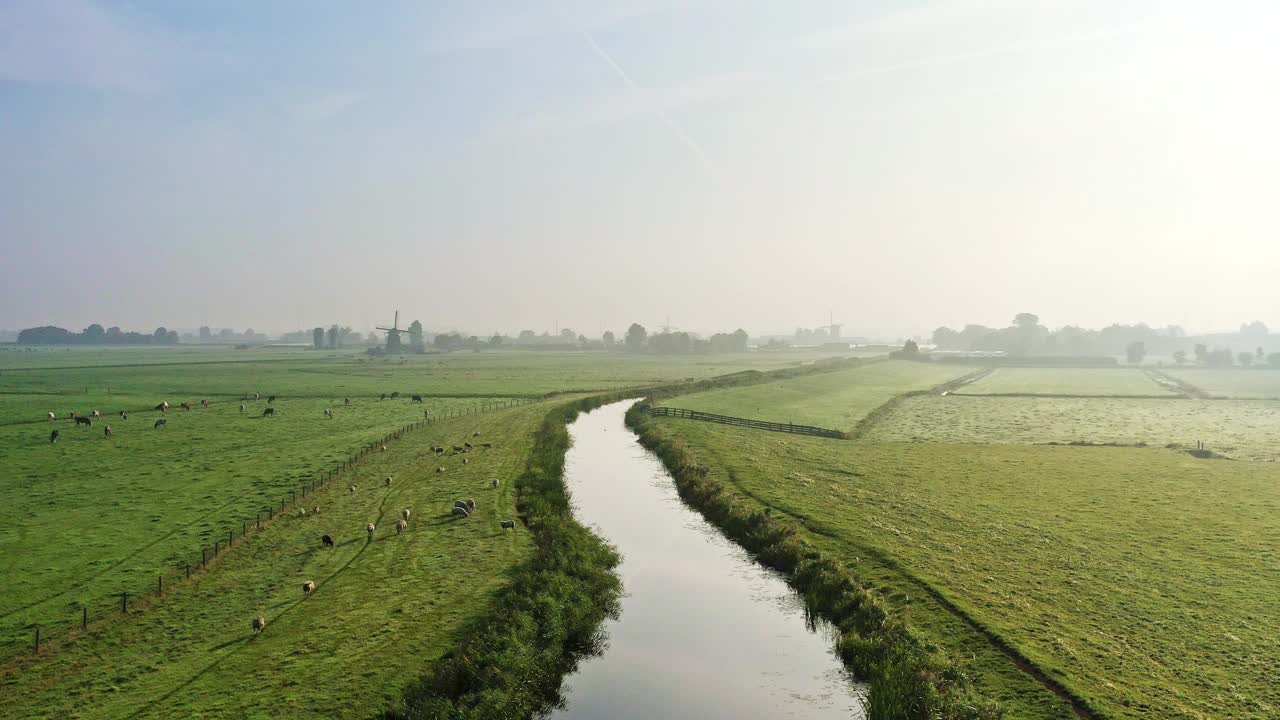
[75,416,92,427]
[267,396,276,404]
[252,616,266,633]
[50,430,60,444]
[262,407,275,417]
[411,394,423,403]
[154,403,167,412]
[385,476,393,486]
[201,399,209,408]
[402,509,411,520]
[181,403,192,411]
[303,580,316,597]
[120,411,128,420]
[344,397,350,405]
[501,520,516,530]
[322,534,335,548]
[436,467,445,474]
[47,412,55,421]
[433,446,444,455]
[91,410,101,418]
[104,426,112,438]
[154,418,167,429]
[390,392,400,399]
[380,393,386,401]
[451,506,469,518]
[366,523,375,541]
[254,393,260,400]
[396,519,407,534]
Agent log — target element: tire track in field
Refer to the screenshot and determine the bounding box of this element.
[122,484,401,719]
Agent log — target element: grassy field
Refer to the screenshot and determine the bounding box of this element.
[666,360,970,430]
[0,403,547,718]
[648,419,1280,720]
[863,395,1280,460]
[1164,368,1280,398]
[953,367,1171,396]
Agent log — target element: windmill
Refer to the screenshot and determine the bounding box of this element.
[376,311,405,353]
[818,311,843,340]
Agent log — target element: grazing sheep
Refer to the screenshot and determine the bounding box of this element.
[344,397,350,405]
[324,408,332,418]
[396,519,407,534]
[433,447,444,454]
[254,393,259,400]
[380,445,387,452]
[380,393,386,401]
[180,402,192,411]
[385,476,393,486]
[349,485,357,493]
[402,508,411,520]
[491,479,500,488]
[50,430,60,444]
[462,458,469,465]
[366,522,376,541]
[466,499,476,511]
[436,467,445,474]
[472,432,480,437]
[262,407,275,417]
[47,412,55,421]
[104,425,112,438]
[91,410,101,418]
[482,443,492,449]
[451,445,463,453]
[75,416,92,427]
[303,580,316,597]
[299,508,308,517]
[268,395,276,403]
[240,403,245,414]
[154,418,167,429]
[321,534,334,548]
[500,520,515,530]
[201,399,209,408]
[390,392,400,399]
[453,500,468,510]
[252,616,266,633]
[312,506,320,515]
[451,506,470,518]
[120,411,128,420]
[464,442,473,449]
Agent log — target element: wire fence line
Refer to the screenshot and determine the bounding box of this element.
[648,406,845,439]
[13,396,536,659]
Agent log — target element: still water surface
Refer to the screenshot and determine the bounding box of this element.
[549,401,865,719]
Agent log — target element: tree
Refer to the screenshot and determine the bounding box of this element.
[1238,352,1254,367]
[327,325,339,348]
[578,333,588,347]
[1172,350,1187,365]
[199,326,212,341]
[1268,353,1280,369]
[731,329,749,352]
[313,327,325,349]
[625,323,647,351]
[1125,340,1146,364]
[602,330,616,348]
[1194,343,1209,365]
[1258,346,1265,360]
[1013,313,1039,329]
[489,334,504,346]
[932,326,962,350]
[560,328,576,341]
[517,330,536,344]
[408,320,424,351]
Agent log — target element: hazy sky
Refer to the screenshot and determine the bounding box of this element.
[2,0,1277,339]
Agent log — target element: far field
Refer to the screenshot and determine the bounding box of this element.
[648,419,1280,720]
[1165,368,1280,398]
[667,359,970,430]
[953,366,1172,396]
[864,394,1280,460]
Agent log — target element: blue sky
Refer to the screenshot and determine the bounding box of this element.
[2,1,1277,338]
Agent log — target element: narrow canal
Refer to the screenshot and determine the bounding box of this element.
[550,401,865,719]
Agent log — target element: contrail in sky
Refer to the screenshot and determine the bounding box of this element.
[583,31,713,169]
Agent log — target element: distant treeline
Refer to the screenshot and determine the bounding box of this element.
[17,324,179,346]
[362,320,752,356]
[932,314,1280,366]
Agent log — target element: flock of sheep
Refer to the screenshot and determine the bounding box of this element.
[250,427,519,636]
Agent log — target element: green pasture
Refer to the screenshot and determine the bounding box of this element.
[953,367,1171,396]
[0,404,544,719]
[666,360,970,430]
[864,394,1280,460]
[1164,368,1280,398]
[648,418,1280,720]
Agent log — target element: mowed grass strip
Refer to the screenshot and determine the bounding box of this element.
[0,395,513,654]
[0,405,542,719]
[953,367,1172,396]
[864,394,1280,460]
[1164,368,1280,399]
[651,420,1280,720]
[667,360,970,431]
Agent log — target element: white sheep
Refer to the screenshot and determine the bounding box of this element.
[303,580,316,597]
[402,508,411,520]
[252,616,266,633]
[396,518,407,534]
[491,479,500,488]
[366,522,376,540]
[385,476,393,487]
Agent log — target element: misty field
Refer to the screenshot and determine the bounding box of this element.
[863,394,1280,460]
[0,403,545,719]
[666,359,971,430]
[647,418,1280,720]
[1164,368,1280,398]
[952,366,1172,396]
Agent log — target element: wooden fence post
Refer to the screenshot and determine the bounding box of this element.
[228,530,233,547]
[34,627,39,653]
[185,563,190,579]
[202,548,207,566]
[83,607,88,630]
[158,576,163,594]
[121,592,128,614]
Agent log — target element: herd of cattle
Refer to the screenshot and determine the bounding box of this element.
[43,393,518,636]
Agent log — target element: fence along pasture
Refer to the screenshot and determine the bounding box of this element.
[648,406,845,439]
[17,395,532,658]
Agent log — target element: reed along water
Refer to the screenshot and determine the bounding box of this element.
[549,401,865,719]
